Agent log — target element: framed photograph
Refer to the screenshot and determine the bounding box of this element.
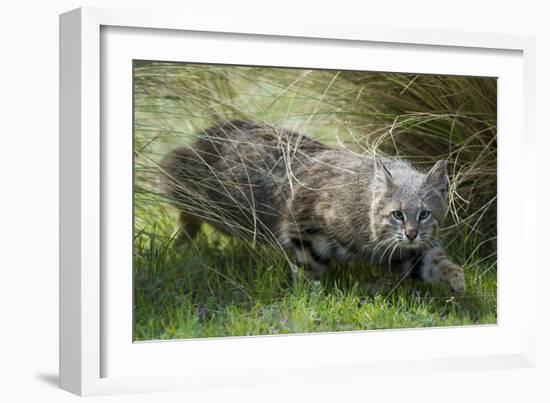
[59,6,537,396]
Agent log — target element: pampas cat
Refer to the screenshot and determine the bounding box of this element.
[160,120,465,293]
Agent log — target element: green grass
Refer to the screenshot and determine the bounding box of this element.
[133,61,497,341]
[133,204,496,341]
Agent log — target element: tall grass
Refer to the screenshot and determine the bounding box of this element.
[133,61,497,340]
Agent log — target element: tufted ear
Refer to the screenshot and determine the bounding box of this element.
[374,157,394,192]
[424,160,449,196]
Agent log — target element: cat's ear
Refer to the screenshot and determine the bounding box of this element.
[374,157,394,191]
[424,160,449,196]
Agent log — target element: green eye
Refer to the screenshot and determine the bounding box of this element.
[392,211,404,220]
[419,210,431,220]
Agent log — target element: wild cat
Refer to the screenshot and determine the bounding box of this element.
[160,120,465,293]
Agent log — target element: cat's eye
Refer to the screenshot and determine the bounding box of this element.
[392,211,404,221]
[418,210,431,220]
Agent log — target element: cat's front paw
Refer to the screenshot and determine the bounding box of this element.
[441,263,466,294]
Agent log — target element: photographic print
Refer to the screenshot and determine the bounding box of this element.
[133,61,497,341]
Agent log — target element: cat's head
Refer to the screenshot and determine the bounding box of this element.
[369,158,449,250]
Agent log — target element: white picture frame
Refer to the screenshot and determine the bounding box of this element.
[59,6,537,396]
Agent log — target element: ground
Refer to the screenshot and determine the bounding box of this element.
[133,203,497,341]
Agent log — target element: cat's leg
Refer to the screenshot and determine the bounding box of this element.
[289,237,330,281]
[419,245,466,293]
[174,212,202,248]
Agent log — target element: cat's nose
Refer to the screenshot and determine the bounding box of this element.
[405,229,418,241]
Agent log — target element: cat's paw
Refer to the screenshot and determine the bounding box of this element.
[441,263,466,294]
[449,273,466,294]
